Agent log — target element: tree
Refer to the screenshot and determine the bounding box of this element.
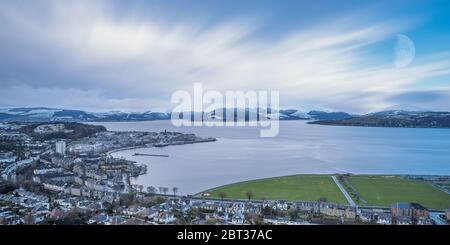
[138,185,144,193]
[318,197,328,203]
[147,186,157,194]
[162,187,169,195]
[246,213,264,225]
[104,202,115,215]
[287,208,298,220]
[262,206,273,216]
[158,186,163,194]
[64,207,84,224]
[172,187,178,196]
[245,191,254,201]
[218,192,227,200]
[50,200,60,210]
[120,193,136,206]
[0,181,16,194]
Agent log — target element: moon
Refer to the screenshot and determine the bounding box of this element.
[394,34,415,68]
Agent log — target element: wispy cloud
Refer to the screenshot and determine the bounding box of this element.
[1,0,450,113]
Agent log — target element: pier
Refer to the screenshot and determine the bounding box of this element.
[132,153,169,157]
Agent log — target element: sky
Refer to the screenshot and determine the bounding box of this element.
[1,0,450,113]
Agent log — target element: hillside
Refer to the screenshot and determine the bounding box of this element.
[19,122,106,140]
[309,110,450,128]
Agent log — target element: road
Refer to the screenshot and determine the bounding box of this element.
[331,175,356,206]
[2,158,37,175]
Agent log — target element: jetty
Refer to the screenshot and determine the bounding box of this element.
[132,153,169,157]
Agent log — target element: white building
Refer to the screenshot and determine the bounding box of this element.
[0,152,16,163]
[55,140,66,156]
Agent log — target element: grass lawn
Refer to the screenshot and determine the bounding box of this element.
[204,175,348,204]
[348,176,450,209]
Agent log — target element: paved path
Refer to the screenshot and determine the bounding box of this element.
[331,175,356,206]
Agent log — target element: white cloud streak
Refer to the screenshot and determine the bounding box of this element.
[1,0,450,113]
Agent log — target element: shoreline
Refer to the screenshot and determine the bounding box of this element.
[106,137,217,157]
[93,121,450,196]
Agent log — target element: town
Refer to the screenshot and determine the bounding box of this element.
[0,122,449,225]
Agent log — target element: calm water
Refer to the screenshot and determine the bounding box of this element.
[92,121,450,195]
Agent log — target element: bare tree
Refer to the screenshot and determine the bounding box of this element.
[162,187,169,195]
[147,186,157,194]
[245,191,254,201]
[219,192,227,200]
[138,185,143,193]
[172,187,178,196]
[158,186,163,194]
[318,197,327,203]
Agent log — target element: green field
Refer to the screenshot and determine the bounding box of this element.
[348,176,450,209]
[204,175,348,204]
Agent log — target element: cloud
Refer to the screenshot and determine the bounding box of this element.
[1,0,450,113]
[388,90,446,103]
[384,89,450,111]
[0,83,169,112]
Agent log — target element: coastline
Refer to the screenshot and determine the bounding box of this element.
[92,120,450,196]
[107,137,217,157]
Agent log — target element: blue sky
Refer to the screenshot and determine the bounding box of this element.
[1,0,450,113]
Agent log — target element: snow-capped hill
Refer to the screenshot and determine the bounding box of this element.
[291,110,310,119]
[381,104,429,112]
[197,108,311,121]
[10,106,448,126]
[276,109,310,120]
[0,106,352,122]
[0,107,170,122]
[0,107,62,117]
[307,110,352,120]
[310,110,450,128]
[368,110,425,117]
[369,105,430,117]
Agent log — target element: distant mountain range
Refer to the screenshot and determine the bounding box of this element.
[1,107,450,129]
[0,107,351,122]
[0,107,171,122]
[309,110,450,128]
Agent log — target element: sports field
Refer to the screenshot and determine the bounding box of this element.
[205,175,348,204]
[348,176,450,209]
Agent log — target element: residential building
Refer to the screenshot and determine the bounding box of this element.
[56,141,66,156]
[391,202,429,224]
